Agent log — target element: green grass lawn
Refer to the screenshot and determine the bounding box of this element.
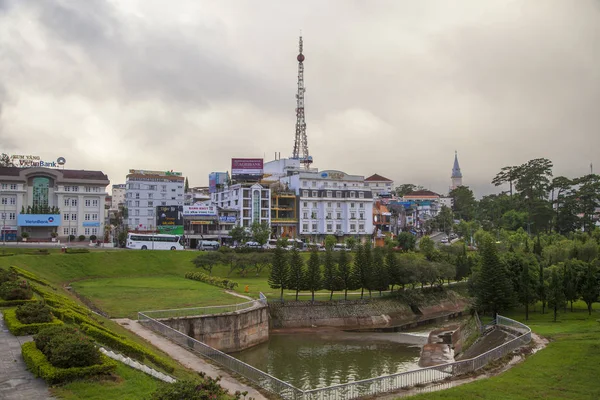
[71,276,241,319]
[411,301,600,400]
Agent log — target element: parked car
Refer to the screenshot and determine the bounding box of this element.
[333,243,348,251]
[244,241,263,249]
[197,240,220,251]
[440,236,449,244]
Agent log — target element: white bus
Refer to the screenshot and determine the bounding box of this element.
[126,233,185,251]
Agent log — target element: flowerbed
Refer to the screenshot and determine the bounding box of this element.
[184,271,239,290]
[3,308,63,336]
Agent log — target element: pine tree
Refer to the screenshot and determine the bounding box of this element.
[518,253,539,321]
[363,242,374,297]
[385,247,400,292]
[305,249,322,301]
[475,235,514,317]
[533,235,543,257]
[337,249,354,300]
[563,261,579,312]
[287,248,305,301]
[351,244,366,299]
[268,245,288,301]
[322,247,339,300]
[184,177,189,192]
[371,247,388,296]
[581,262,599,315]
[547,267,565,322]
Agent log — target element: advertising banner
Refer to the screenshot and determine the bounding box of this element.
[183,205,217,217]
[129,169,183,177]
[17,214,61,227]
[83,222,101,227]
[219,216,237,223]
[209,172,229,193]
[156,206,183,235]
[231,158,263,178]
[190,221,212,225]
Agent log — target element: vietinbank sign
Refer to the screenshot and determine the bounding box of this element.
[11,155,61,168]
[17,214,62,227]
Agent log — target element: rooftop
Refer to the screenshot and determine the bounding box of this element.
[365,173,393,182]
[0,166,109,181]
[404,190,440,198]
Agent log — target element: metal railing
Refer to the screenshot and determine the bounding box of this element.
[137,308,531,400]
[139,299,260,319]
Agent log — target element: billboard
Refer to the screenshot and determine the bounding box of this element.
[156,206,183,235]
[219,216,237,224]
[129,169,183,177]
[183,205,217,217]
[231,158,263,180]
[209,172,229,193]
[17,214,61,227]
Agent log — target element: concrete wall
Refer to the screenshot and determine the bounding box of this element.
[160,305,269,353]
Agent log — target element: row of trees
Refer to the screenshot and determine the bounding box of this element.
[470,233,600,321]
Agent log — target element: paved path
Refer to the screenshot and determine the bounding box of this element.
[0,312,54,400]
[113,318,268,400]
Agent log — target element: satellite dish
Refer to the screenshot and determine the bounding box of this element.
[57,157,66,165]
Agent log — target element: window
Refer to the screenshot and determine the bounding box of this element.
[9,197,15,205]
[63,228,69,235]
[327,224,332,231]
[302,190,308,197]
[327,202,332,207]
[91,228,98,235]
[312,223,317,231]
[171,188,176,192]
[360,213,364,219]
[148,209,154,216]
[359,192,364,199]
[359,224,365,231]
[161,201,166,206]
[64,186,71,192]
[135,201,140,207]
[150,185,157,190]
[326,191,332,198]
[350,191,356,198]
[327,212,332,219]
[303,212,308,219]
[302,223,308,232]
[359,203,364,208]
[312,191,318,197]
[311,181,316,187]
[134,218,140,226]
[64,198,70,207]
[350,224,356,231]
[303,202,308,207]
[10,184,17,190]
[92,214,98,220]
[92,200,99,207]
[71,214,77,221]
[135,193,140,199]
[85,228,90,235]
[148,201,153,207]
[161,185,167,192]
[351,203,355,208]
[70,228,77,235]
[337,202,341,208]
[311,212,317,219]
[72,186,79,192]
[85,187,91,193]
[71,199,77,207]
[9,213,15,220]
[336,191,342,198]
[84,214,90,221]
[303,181,308,187]
[0,184,6,189]
[135,209,140,216]
[0,198,6,205]
[85,200,91,207]
[336,224,342,231]
[351,213,356,219]
[63,213,69,221]
[93,187,100,192]
[337,212,341,219]
[32,177,50,210]
[148,193,153,199]
[313,202,317,208]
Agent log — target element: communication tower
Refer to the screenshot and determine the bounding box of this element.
[292,36,313,168]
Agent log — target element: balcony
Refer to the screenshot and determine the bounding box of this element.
[272,217,298,223]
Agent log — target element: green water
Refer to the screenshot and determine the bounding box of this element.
[232,331,424,390]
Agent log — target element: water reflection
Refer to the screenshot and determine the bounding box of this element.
[232,331,423,390]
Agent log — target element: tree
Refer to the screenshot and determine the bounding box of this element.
[248,252,271,276]
[385,246,400,292]
[184,177,189,192]
[322,247,339,300]
[547,267,565,322]
[324,235,337,251]
[474,235,514,316]
[575,174,600,234]
[434,205,454,235]
[287,248,305,301]
[500,210,529,231]
[551,176,574,233]
[350,244,368,299]
[268,245,288,301]
[363,242,374,297]
[395,184,424,197]
[250,222,270,246]
[506,252,539,321]
[562,260,580,312]
[344,236,357,251]
[538,263,547,314]
[581,262,599,315]
[230,226,249,245]
[0,153,13,167]
[397,232,416,252]
[192,252,222,275]
[305,249,322,301]
[449,186,477,221]
[371,247,388,296]
[418,236,437,261]
[492,165,521,196]
[516,158,554,233]
[336,249,354,300]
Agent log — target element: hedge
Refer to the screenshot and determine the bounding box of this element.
[185,271,239,290]
[22,341,117,384]
[3,308,64,336]
[10,266,56,289]
[0,298,39,308]
[0,253,15,257]
[65,248,90,254]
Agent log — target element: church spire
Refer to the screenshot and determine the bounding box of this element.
[451,151,463,190]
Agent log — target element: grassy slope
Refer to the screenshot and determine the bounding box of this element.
[412,302,600,400]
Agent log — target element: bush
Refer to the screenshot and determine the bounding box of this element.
[78,235,86,241]
[69,234,76,241]
[21,232,30,239]
[89,235,97,241]
[16,302,53,324]
[22,341,116,384]
[3,308,63,336]
[9,266,56,288]
[47,334,102,368]
[0,279,33,300]
[151,377,227,400]
[0,298,38,307]
[0,268,16,284]
[35,325,82,355]
[65,248,90,254]
[185,271,239,290]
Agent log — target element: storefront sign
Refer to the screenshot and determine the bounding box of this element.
[11,155,60,168]
[219,216,237,223]
[17,214,62,227]
[190,220,212,225]
[183,205,217,216]
[83,222,100,227]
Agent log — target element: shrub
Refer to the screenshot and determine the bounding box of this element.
[3,308,63,336]
[22,341,116,384]
[151,377,227,400]
[21,232,30,239]
[10,266,56,288]
[35,325,82,355]
[47,334,102,368]
[89,235,97,241]
[0,298,38,307]
[16,302,53,324]
[69,234,76,241]
[185,271,239,290]
[65,248,90,254]
[78,235,86,241]
[0,279,33,300]
[0,268,16,284]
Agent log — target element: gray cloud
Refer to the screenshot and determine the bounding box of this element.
[0,0,599,197]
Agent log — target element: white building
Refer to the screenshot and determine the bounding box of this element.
[125,170,184,230]
[364,174,394,198]
[280,169,374,240]
[0,166,109,241]
[110,184,126,210]
[211,183,271,228]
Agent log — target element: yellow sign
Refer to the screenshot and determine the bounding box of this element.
[191,221,212,225]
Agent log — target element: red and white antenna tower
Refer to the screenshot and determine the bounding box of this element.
[292,35,313,168]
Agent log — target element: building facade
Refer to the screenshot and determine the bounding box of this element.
[110,184,126,210]
[365,174,394,198]
[211,183,271,228]
[0,167,109,241]
[125,171,184,231]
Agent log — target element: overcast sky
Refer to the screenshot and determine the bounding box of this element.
[1,0,599,197]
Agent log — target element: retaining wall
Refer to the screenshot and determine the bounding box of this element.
[159,305,269,353]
